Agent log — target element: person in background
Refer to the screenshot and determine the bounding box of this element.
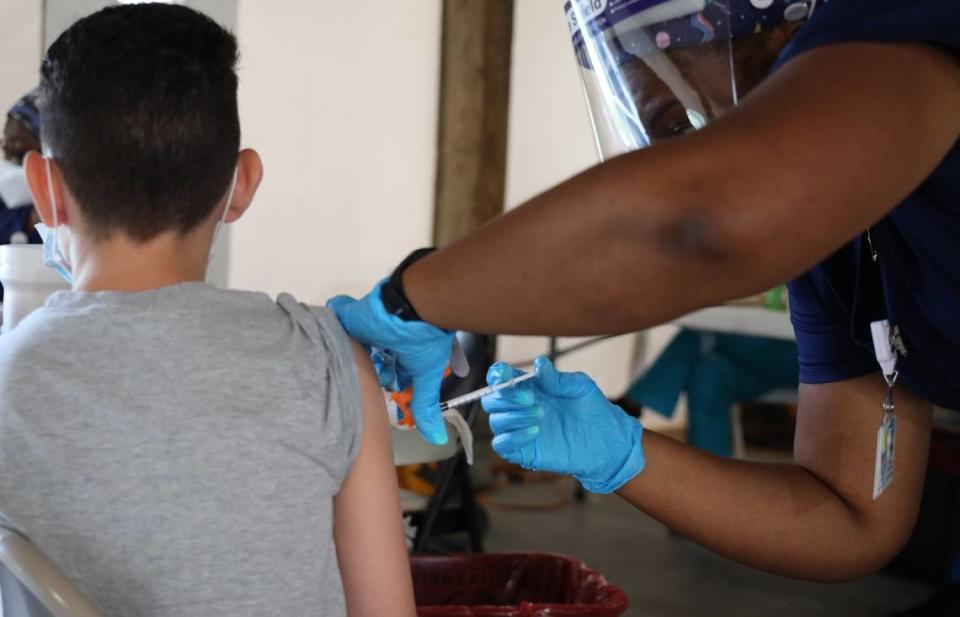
[616,330,798,457]
[1,89,43,237]
[0,90,43,301]
[0,6,415,616]
[2,89,41,166]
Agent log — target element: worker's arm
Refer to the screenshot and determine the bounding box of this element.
[405,42,960,335]
[617,374,933,580]
[334,341,416,617]
[484,359,933,581]
[328,41,960,445]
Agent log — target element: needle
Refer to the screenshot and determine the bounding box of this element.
[439,371,536,412]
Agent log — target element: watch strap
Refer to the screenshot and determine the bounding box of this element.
[381,247,435,321]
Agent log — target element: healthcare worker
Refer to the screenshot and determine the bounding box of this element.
[329,0,960,583]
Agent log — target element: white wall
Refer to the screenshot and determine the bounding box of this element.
[497,0,681,400]
[229,0,657,399]
[0,1,42,113]
[229,0,659,398]
[229,0,440,305]
[504,0,598,209]
[44,0,118,46]
[44,1,237,45]
[497,1,682,428]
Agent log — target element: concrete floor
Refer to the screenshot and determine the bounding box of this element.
[485,494,933,617]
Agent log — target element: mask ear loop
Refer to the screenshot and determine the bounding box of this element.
[44,156,59,228]
[209,166,239,263]
[44,155,71,270]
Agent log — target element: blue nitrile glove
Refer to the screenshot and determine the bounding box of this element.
[328,280,454,445]
[481,356,645,494]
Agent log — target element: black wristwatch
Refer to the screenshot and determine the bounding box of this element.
[380,247,435,321]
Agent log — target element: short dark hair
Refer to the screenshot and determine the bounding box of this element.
[41,4,240,241]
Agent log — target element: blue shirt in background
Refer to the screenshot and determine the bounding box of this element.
[778,0,960,410]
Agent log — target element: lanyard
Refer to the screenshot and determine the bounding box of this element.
[866,227,906,500]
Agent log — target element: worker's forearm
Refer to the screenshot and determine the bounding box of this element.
[617,431,896,581]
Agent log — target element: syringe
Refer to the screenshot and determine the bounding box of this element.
[439,370,537,412]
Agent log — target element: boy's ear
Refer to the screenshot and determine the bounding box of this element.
[23,151,68,227]
[224,148,263,224]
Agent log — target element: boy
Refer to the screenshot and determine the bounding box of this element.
[0,4,415,616]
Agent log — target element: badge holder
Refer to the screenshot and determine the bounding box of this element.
[870,320,898,500]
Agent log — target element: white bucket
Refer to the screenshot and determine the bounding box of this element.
[0,245,71,334]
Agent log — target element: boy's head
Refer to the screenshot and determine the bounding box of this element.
[25,3,259,245]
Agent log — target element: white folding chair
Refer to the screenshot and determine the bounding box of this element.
[0,527,103,617]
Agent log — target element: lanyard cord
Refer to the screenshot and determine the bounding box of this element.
[866,227,879,262]
[866,227,910,358]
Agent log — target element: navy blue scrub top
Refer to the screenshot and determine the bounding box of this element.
[776,0,960,410]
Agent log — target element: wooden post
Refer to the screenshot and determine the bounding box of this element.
[433,0,514,247]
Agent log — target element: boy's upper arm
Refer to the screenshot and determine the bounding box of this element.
[333,341,415,617]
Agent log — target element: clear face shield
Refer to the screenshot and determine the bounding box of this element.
[567,0,815,159]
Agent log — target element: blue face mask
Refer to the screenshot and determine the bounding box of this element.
[36,156,73,285]
[36,156,73,287]
[34,222,73,285]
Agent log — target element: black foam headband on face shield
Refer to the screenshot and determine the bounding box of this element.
[7,89,41,141]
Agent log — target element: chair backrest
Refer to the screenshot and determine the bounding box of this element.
[0,527,103,617]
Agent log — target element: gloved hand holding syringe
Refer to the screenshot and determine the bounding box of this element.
[384,363,536,466]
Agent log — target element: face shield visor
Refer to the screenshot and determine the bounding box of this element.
[566,0,817,160]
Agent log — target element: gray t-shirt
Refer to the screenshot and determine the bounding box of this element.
[0,283,363,617]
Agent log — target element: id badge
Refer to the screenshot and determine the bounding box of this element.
[870,319,900,501]
[872,409,896,500]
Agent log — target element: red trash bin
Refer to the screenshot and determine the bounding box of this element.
[411,552,629,617]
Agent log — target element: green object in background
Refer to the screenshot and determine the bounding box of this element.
[763,285,788,311]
